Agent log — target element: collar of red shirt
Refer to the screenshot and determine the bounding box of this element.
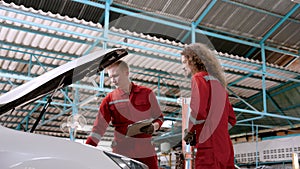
[193,71,208,77]
[117,82,141,96]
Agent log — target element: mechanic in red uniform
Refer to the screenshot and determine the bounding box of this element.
[86,60,163,169]
[181,43,236,169]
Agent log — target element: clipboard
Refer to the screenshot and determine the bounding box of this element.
[126,118,154,137]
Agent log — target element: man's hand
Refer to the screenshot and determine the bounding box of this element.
[140,124,155,135]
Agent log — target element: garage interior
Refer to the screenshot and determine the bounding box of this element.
[0,0,300,168]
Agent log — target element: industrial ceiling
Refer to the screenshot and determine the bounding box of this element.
[0,0,300,148]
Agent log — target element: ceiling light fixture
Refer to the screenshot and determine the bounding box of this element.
[291,0,300,3]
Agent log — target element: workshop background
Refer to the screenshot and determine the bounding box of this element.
[0,0,300,168]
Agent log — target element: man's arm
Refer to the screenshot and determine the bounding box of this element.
[86,96,111,146]
[149,91,164,129]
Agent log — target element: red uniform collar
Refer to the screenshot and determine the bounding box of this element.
[193,71,208,77]
[131,82,141,93]
[117,82,141,96]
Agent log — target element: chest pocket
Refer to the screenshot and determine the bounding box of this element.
[109,100,130,123]
[110,101,128,111]
[134,98,150,111]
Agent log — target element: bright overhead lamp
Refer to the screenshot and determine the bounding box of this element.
[291,0,300,3]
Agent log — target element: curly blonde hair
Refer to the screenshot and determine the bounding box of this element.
[181,43,227,87]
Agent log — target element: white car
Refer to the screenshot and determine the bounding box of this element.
[0,125,148,169]
[0,48,148,169]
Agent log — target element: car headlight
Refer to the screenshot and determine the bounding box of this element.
[104,151,148,169]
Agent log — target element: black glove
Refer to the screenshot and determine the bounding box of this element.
[184,129,196,146]
[140,124,155,135]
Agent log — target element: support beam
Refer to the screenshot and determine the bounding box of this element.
[72,0,300,58]
[235,78,300,109]
[266,92,294,128]
[222,0,300,24]
[243,3,300,58]
[181,0,217,42]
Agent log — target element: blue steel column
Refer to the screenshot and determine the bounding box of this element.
[239,44,268,123]
[261,43,267,115]
[191,22,196,43]
[100,0,112,90]
[28,54,33,76]
[157,76,161,99]
[255,125,259,167]
[70,85,80,141]
[186,17,196,169]
[251,121,255,142]
[181,0,217,43]
[103,0,112,49]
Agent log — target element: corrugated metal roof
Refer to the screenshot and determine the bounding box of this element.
[0,0,299,143]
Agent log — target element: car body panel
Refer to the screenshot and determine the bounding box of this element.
[0,48,128,115]
[0,125,121,169]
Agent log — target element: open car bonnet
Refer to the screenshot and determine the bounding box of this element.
[0,48,149,169]
[0,48,128,115]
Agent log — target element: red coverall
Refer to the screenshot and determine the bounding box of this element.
[188,72,236,169]
[86,82,163,169]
